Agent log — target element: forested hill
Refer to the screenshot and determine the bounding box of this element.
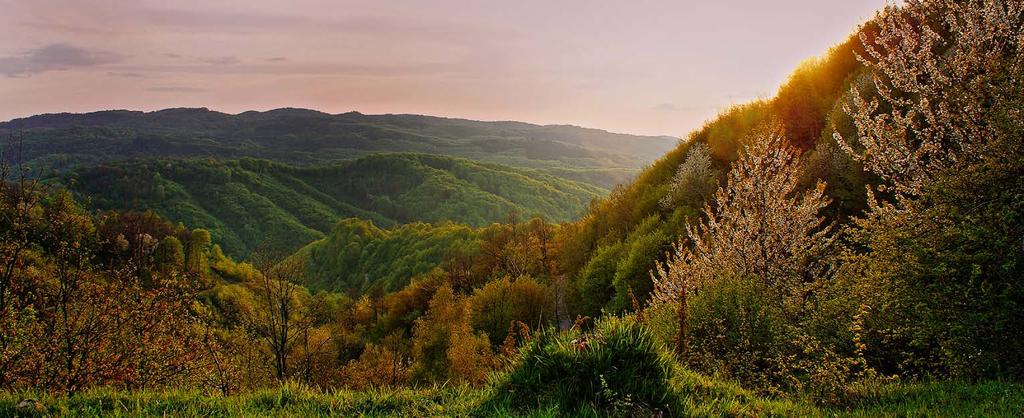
[555,32,870,315]
[63,154,602,258]
[2,107,676,188]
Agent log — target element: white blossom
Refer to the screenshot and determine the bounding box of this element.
[659,142,717,210]
[836,0,1024,203]
[652,123,833,307]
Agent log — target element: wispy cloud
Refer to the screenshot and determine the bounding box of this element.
[107,71,144,78]
[146,86,208,93]
[108,61,456,78]
[0,43,123,77]
[200,56,241,65]
[137,7,520,44]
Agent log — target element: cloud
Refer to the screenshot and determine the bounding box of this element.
[164,53,182,59]
[0,43,123,77]
[110,61,456,78]
[146,86,207,93]
[200,56,241,65]
[140,8,313,33]
[266,57,287,62]
[107,71,144,78]
[653,103,677,111]
[16,2,516,43]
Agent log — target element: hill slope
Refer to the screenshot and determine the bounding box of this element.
[555,33,872,315]
[290,219,483,292]
[3,108,676,188]
[64,154,602,257]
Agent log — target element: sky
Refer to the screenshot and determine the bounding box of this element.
[0,0,888,137]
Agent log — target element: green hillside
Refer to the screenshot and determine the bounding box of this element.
[555,33,871,316]
[290,219,482,292]
[3,108,675,188]
[63,154,602,258]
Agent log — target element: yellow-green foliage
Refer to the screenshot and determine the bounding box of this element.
[64,154,603,258]
[410,283,495,385]
[298,219,483,292]
[468,276,553,343]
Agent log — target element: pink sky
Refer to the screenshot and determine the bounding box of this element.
[0,0,887,136]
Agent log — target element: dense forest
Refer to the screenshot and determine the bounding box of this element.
[2,0,1023,416]
[60,154,602,258]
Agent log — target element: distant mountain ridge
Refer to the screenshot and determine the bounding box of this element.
[2,107,676,188]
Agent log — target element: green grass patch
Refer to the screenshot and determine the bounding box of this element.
[2,378,1021,417]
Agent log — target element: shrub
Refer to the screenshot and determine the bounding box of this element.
[487,317,677,416]
[684,276,790,394]
[574,242,626,317]
[685,275,861,404]
[468,276,553,345]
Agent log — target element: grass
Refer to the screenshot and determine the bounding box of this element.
[0,383,483,417]
[839,379,1024,417]
[1,379,1021,417]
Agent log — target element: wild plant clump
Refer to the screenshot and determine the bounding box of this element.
[487,317,677,416]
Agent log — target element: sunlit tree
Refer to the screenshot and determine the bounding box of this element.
[836,0,1024,204]
[652,123,833,354]
[659,142,718,210]
[247,252,314,382]
[835,0,1024,379]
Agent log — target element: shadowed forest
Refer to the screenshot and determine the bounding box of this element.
[1,0,1023,416]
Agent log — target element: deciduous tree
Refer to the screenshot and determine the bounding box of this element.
[652,123,833,355]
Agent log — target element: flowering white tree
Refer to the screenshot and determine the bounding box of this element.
[659,142,718,210]
[836,0,1024,203]
[836,0,1024,379]
[652,123,833,354]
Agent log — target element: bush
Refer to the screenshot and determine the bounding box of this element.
[574,243,627,317]
[487,317,677,416]
[685,276,861,404]
[685,276,791,394]
[468,276,553,344]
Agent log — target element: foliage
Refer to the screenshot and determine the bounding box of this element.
[837,0,1024,201]
[0,169,215,391]
[488,317,677,416]
[557,31,866,318]
[828,0,1024,381]
[410,283,495,385]
[338,333,410,389]
[607,217,669,313]
[2,1,1022,414]
[836,91,1024,379]
[467,276,552,347]
[245,254,316,382]
[659,142,718,210]
[652,123,832,348]
[64,154,602,258]
[296,219,481,292]
[297,215,564,294]
[573,242,626,317]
